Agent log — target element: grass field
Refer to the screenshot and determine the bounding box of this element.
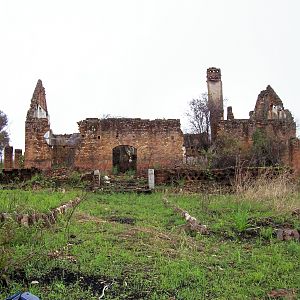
[0,189,80,213]
[1,188,300,299]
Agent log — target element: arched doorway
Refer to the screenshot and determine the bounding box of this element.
[112,145,137,173]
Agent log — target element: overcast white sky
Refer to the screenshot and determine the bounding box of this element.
[1,0,299,150]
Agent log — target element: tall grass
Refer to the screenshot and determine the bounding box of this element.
[234,169,299,212]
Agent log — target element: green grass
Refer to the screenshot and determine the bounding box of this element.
[0,189,80,213]
[1,190,300,299]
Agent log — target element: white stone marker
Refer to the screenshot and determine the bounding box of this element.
[148,169,155,189]
[94,169,100,186]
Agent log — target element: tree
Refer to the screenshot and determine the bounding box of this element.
[0,111,9,162]
[186,93,212,152]
[186,93,210,136]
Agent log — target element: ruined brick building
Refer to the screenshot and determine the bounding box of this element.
[206,67,300,173]
[24,80,184,173]
[3,67,300,175]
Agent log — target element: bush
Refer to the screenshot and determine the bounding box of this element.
[27,173,55,188]
[68,171,82,186]
[250,128,286,167]
[211,131,244,168]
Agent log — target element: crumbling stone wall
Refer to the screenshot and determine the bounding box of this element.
[22,73,300,175]
[25,80,52,169]
[52,145,77,167]
[4,146,13,170]
[289,138,300,175]
[183,133,209,166]
[218,119,296,148]
[24,81,183,172]
[218,85,296,151]
[252,85,293,121]
[14,149,22,169]
[51,134,80,167]
[25,118,52,169]
[213,74,298,172]
[74,118,183,172]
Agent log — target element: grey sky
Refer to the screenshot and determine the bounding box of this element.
[1,0,299,150]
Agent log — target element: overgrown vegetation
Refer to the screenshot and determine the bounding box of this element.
[0,110,9,161]
[211,130,243,168]
[1,177,300,299]
[235,169,298,214]
[250,128,287,167]
[26,173,56,188]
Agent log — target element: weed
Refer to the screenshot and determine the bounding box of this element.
[233,209,249,232]
[124,169,136,177]
[260,226,274,240]
[68,171,82,186]
[286,241,300,257]
[112,165,119,175]
[177,178,186,188]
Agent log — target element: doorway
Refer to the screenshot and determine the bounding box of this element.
[112,145,137,173]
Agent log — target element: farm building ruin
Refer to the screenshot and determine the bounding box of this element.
[206,67,300,173]
[3,67,300,175]
[23,80,184,173]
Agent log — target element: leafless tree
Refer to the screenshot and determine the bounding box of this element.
[186,93,211,136]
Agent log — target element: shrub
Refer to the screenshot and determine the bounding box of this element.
[211,130,244,168]
[250,128,287,167]
[27,173,55,188]
[68,171,82,186]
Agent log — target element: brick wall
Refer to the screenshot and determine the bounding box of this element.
[52,145,77,167]
[219,119,255,147]
[219,119,296,147]
[24,119,52,169]
[74,118,184,172]
[24,81,184,173]
[24,80,52,170]
[289,138,300,175]
[4,146,13,170]
[14,149,22,169]
[215,84,297,169]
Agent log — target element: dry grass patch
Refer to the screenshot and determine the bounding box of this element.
[119,225,204,257]
[74,211,107,224]
[235,170,300,212]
